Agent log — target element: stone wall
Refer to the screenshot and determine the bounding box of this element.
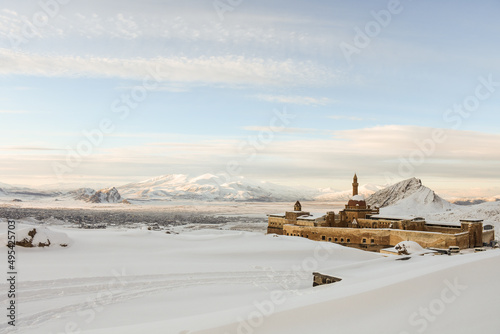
[282,225,471,250]
[267,216,286,235]
[482,229,495,245]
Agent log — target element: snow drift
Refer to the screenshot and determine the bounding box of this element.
[1,226,72,248]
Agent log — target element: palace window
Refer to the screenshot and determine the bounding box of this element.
[322,236,326,240]
[371,239,375,244]
[328,237,332,242]
[341,238,344,243]
[362,238,366,244]
[334,238,338,242]
[347,238,350,243]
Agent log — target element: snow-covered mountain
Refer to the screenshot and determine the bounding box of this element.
[428,201,500,224]
[450,195,500,205]
[0,181,62,199]
[365,178,500,231]
[70,187,123,203]
[367,177,454,214]
[0,181,13,190]
[117,174,317,202]
[315,184,385,202]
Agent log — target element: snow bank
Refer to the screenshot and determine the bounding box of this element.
[395,240,424,254]
[1,226,72,248]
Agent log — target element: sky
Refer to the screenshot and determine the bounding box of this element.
[0,0,499,197]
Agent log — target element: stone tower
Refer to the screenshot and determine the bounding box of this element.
[352,173,359,196]
[294,201,302,211]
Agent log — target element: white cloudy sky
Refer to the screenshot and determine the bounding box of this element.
[0,0,499,197]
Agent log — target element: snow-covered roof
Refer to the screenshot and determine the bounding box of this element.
[297,212,326,221]
[370,214,424,221]
[351,194,366,201]
[268,213,286,217]
[425,220,461,227]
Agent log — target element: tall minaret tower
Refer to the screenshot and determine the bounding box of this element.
[352,173,359,196]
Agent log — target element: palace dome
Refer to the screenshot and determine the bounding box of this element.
[347,194,367,208]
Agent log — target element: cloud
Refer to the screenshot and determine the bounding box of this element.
[329,115,375,121]
[3,125,499,195]
[0,145,60,151]
[242,126,326,134]
[0,8,345,55]
[255,94,332,106]
[0,110,27,113]
[0,49,336,87]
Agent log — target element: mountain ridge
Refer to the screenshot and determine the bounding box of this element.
[367,177,454,214]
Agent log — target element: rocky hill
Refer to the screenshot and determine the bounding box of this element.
[366,178,454,214]
[71,187,123,203]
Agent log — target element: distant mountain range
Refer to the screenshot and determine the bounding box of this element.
[117,174,318,202]
[449,196,500,206]
[0,173,385,203]
[1,174,499,229]
[0,174,499,211]
[316,184,386,202]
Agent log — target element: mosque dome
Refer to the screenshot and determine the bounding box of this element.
[347,194,367,208]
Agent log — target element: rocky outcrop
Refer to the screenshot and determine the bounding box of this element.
[87,187,122,203]
[72,187,123,203]
[13,227,71,248]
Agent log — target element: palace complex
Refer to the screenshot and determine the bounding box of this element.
[267,174,495,252]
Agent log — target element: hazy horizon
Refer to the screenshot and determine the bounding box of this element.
[1,0,499,198]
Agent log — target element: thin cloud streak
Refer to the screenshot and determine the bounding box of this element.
[0,49,337,87]
[0,110,27,114]
[255,94,332,106]
[329,115,376,121]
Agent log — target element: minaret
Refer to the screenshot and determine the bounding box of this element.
[352,173,359,196]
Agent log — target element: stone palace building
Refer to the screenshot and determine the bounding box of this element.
[267,174,495,252]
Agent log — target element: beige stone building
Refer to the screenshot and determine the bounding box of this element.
[267,174,495,252]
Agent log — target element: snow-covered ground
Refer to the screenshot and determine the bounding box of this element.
[1,176,500,333]
[0,219,499,334]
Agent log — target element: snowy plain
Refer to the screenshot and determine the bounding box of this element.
[0,214,499,334]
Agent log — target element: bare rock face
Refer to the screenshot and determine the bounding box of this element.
[72,187,123,203]
[71,188,97,201]
[87,187,122,203]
